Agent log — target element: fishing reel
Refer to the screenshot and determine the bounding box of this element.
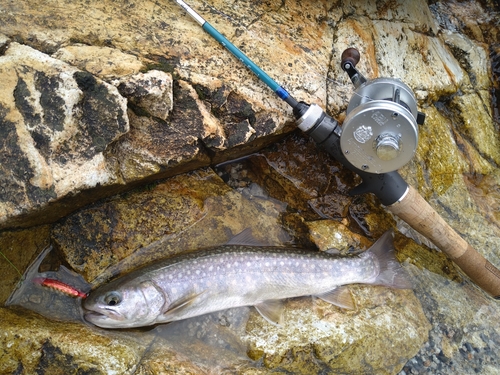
[296,48,425,174]
[339,48,425,173]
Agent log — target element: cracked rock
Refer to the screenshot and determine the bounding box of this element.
[0,43,129,229]
[114,70,173,121]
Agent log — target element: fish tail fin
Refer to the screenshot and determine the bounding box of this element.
[368,230,413,289]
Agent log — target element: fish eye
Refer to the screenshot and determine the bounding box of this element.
[104,292,122,306]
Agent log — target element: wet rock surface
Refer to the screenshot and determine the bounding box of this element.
[1,168,430,374]
[0,0,499,373]
[0,306,148,374]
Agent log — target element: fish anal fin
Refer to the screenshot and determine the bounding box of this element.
[162,291,205,322]
[315,286,356,310]
[254,299,284,326]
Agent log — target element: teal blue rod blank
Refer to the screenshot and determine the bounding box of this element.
[202,22,281,93]
[175,0,294,103]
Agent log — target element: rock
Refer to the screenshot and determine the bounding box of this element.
[114,70,173,120]
[5,167,430,373]
[441,32,491,89]
[449,92,500,166]
[239,133,357,220]
[0,0,494,230]
[109,78,213,183]
[0,0,500,374]
[51,168,289,283]
[0,307,146,375]
[306,220,373,254]
[329,18,464,111]
[0,33,9,51]
[245,287,429,375]
[0,43,129,229]
[0,225,51,304]
[53,44,145,80]
[401,263,500,375]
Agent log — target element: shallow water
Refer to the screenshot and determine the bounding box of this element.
[4,162,292,372]
[2,134,500,374]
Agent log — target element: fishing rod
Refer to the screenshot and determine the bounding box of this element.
[174,0,500,298]
[174,0,299,108]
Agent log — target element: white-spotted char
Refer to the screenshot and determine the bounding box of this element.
[83,230,411,328]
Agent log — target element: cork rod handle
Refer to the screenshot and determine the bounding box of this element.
[388,186,500,298]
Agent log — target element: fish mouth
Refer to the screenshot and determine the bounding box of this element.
[83,310,127,328]
[83,308,124,324]
[84,311,107,322]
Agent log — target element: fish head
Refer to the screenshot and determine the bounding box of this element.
[83,279,166,328]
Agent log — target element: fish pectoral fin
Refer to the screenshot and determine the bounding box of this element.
[315,286,356,310]
[162,291,205,321]
[254,299,285,326]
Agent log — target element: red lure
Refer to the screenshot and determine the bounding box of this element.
[33,277,88,298]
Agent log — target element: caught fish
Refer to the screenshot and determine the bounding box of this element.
[83,230,411,328]
[33,277,88,298]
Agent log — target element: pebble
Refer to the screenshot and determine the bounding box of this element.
[398,322,500,375]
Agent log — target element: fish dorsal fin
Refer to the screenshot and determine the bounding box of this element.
[161,291,205,322]
[324,248,341,255]
[254,299,285,326]
[315,286,356,310]
[226,228,266,246]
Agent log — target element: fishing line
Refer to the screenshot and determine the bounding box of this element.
[0,250,23,278]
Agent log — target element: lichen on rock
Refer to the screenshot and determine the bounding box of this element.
[0,43,129,229]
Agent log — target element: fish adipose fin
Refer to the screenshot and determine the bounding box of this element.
[315,286,356,310]
[162,291,205,322]
[254,299,284,326]
[369,230,413,289]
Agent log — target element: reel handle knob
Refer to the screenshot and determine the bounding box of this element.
[341,48,361,70]
[340,48,366,88]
